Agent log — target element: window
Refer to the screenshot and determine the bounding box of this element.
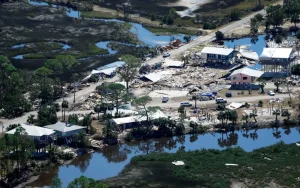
[208,54,216,58]
[233,76,237,80]
[243,77,247,80]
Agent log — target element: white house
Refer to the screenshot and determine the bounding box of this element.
[201,47,234,64]
[6,124,55,141]
[259,48,296,75]
[44,121,85,138]
[110,110,168,131]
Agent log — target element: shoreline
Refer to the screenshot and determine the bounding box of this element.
[103,141,300,187]
[18,120,299,188]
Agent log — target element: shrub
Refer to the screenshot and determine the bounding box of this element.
[124,132,133,141]
[254,13,263,22]
[215,31,224,40]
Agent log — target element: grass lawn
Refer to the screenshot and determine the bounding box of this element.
[81,11,119,19]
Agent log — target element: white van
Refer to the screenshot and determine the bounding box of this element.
[215,98,227,104]
[162,95,169,103]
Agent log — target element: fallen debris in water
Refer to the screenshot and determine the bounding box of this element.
[264,157,272,161]
[172,161,185,165]
[225,163,238,166]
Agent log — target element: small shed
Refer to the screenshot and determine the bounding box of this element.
[44,121,85,138]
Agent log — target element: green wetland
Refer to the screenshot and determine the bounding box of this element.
[28,127,300,187]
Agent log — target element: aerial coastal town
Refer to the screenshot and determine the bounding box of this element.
[0,0,300,187]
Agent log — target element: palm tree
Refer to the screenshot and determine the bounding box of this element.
[242,114,249,125]
[217,111,226,127]
[180,55,189,67]
[274,79,280,92]
[285,77,292,104]
[94,104,101,120]
[250,109,257,122]
[27,114,36,124]
[61,100,69,121]
[273,109,281,122]
[259,81,266,93]
[192,95,198,109]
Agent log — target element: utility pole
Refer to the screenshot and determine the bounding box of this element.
[73,70,76,104]
[0,121,3,133]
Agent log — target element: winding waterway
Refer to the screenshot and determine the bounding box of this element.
[28,0,196,48]
[29,127,300,187]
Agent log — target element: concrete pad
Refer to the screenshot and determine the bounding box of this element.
[148,90,189,98]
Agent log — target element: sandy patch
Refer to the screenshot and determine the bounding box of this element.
[163,0,213,17]
[148,90,189,98]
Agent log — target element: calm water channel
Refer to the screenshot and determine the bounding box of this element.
[28,0,196,47]
[29,127,300,187]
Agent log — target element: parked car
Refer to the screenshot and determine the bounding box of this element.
[163,52,170,58]
[199,96,210,101]
[180,102,192,107]
[162,95,169,103]
[212,91,219,97]
[215,98,227,104]
[225,92,232,98]
[267,90,275,96]
[200,92,215,99]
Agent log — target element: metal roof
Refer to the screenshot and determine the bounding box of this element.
[44,121,85,133]
[142,72,162,82]
[112,110,167,125]
[6,124,55,137]
[201,47,234,56]
[239,50,259,61]
[163,58,184,67]
[260,48,293,60]
[230,67,264,77]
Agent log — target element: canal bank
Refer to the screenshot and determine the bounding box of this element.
[27,126,300,187]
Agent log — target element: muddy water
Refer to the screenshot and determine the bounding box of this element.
[29,127,300,187]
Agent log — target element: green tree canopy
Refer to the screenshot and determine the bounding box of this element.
[67,176,107,188]
[37,105,58,126]
[292,64,300,76]
[104,83,126,115]
[118,55,140,93]
[215,31,224,40]
[45,59,63,75]
[266,5,284,28]
[50,176,63,188]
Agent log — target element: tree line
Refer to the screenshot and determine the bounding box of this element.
[0,55,79,118]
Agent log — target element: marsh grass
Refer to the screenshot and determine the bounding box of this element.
[127,142,300,187]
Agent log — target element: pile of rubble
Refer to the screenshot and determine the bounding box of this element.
[79,92,102,110]
[132,66,228,94]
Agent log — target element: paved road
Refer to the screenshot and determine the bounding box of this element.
[144,1,283,66]
[148,94,292,108]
